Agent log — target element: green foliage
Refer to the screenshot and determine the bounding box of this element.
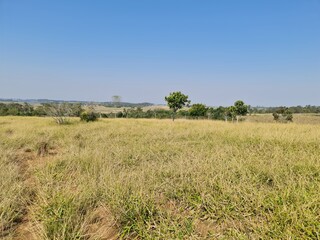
[273,112,280,121]
[0,102,35,116]
[228,105,237,118]
[102,108,173,119]
[116,111,124,118]
[165,92,190,120]
[273,107,293,122]
[249,105,320,114]
[80,111,98,122]
[207,106,227,120]
[234,100,248,116]
[189,104,208,118]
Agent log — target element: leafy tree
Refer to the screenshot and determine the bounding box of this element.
[165,92,190,121]
[112,95,122,108]
[189,104,208,119]
[234,100,248,122]
[216,106,227,121]
[227,106,237,122]
[207,106,228,121]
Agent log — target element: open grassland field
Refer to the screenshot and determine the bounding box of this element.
[0,117,319,239]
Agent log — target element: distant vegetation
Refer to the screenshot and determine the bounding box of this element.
[1,95,320,124]
[250,105,320,114]
[0,98,153,108]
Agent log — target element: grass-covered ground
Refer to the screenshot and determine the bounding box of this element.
[0,117,319,239]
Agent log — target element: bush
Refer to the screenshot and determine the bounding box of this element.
[272,112,279,121]
[116,112,124,118]
[80,111,98,122]
[189,104,208,119]
[273,107,293,122]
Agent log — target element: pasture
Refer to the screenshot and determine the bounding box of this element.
[0,117,319,239]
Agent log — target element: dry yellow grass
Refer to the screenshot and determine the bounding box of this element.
[0,117,319,239]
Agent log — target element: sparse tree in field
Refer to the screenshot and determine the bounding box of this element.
[165,91,190,121]
[43,103,81,124]
[189,103,208,119]
[233,100,248,122]
[112,95,122,108]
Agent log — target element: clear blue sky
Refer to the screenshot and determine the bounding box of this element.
[1,0,319,106]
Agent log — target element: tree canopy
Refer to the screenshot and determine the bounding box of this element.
[165,92,190,121]
[189,104,208,118]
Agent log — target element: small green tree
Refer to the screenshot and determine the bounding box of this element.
[165,92,190,121]
[227,106,237,122]
[234,100,248,122]
[189,103,208,119]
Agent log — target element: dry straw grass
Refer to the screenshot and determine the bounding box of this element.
[0,116,319,239]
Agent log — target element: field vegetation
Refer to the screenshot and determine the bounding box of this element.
[0,117,319,239]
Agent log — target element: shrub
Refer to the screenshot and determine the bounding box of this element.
[116,112,124,118]
[80,111,98,122]
[272,112,279,121]
[189,104,208,119]
[273,107,293,122]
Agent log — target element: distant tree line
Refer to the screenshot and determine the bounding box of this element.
[0,102,83,117]
[0,103,35,116]
[105,92,250,122]
[1,97,319,124]
[0,98,153,108]
[250,105,320,114]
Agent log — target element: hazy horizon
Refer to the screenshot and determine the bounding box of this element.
[1,0,319,106]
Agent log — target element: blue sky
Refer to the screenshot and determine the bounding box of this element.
[0,0,319,106]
